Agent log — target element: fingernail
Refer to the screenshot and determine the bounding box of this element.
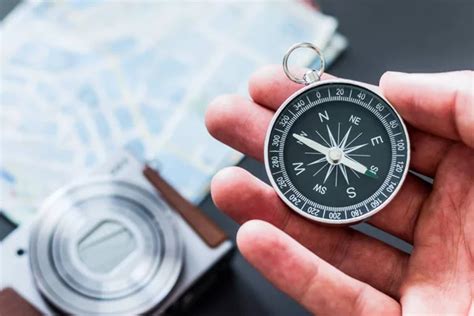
[380,71,408,86]
[384,71,407,77]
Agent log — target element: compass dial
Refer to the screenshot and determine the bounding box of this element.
[265,81,410,224]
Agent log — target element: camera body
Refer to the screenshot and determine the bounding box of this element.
[0,151,233,315]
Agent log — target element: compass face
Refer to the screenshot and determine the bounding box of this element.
[265,81,410,224]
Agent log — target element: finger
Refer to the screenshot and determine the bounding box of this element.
[368,172,430,243]
[212,167,409,298]
[248,64,336,111]
[380,71,474,148]
[237,220,400,315]
[205,94,273,161]
[406,124,454,177]
[214,165,428,244]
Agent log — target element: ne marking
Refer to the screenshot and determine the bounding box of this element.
[392,174,400,179]
[288,109,295,116]
[365,204,370,211]
[381,192,387,198]
[275,128,285,133]
[368,97,373,106]
[383,113,391,119]
[273,171,283,175]
[270,150,279,153]
[283,188,292,195]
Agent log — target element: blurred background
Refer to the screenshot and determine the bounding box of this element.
[0,1,473,315]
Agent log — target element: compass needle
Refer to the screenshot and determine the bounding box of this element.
[350,167,360,178]
[292,134,330,155]
[340,156,378,179]
[266,54,409,224]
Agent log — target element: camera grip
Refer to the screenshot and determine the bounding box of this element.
[0,288,42,316]
[143,166,228,248]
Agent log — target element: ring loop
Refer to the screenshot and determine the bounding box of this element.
[282,42,325,85]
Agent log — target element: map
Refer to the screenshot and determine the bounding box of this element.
[0,1,347,224]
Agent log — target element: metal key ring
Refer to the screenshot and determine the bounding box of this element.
[282,42,325,85]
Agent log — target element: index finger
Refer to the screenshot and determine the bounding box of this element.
[379,71,474,148]
[237,220,401,316]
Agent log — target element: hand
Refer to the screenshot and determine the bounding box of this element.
[205,66,473,315]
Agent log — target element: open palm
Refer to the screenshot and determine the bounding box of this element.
[205,66,473,315]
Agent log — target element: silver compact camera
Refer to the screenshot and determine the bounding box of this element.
[0,151,233,315]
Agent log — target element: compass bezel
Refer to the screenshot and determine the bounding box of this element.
[264,78,411,225]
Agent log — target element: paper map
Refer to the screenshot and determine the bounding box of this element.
[0,1,346,224]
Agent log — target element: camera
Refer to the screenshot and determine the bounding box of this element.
[0,151,233,315]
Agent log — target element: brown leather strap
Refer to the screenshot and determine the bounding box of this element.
[0,288,42,316]
[143,166,227,248]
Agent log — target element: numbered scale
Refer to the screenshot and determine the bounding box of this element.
[264,43,410,225]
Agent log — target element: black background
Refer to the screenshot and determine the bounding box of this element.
[1,1,473,315]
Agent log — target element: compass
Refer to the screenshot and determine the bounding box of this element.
[264,43,410,225]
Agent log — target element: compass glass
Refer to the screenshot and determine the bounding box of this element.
[265,82,409,224]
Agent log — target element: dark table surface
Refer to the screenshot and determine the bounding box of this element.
[1,1,473,315]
